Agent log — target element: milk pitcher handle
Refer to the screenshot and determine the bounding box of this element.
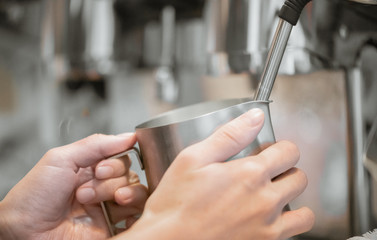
[108,147,144,170]
[101,147,144,236]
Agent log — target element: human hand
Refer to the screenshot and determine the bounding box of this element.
[0,133,148,240]
[116,108,314,240]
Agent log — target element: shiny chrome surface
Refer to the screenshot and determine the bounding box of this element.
[346,67,370,235]
[101,148,143,237]
[254,19,292,101]
[349,0,377,4]
[365,117,377,185]
[155,6,178,103]
[41,0,116,76]
[204,0,283,76]
[135,99,275,192]
[365,116,377,228]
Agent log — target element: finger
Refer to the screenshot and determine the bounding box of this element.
[45,133,136,172]
[76,172,140,204]
[280,207,315,239]
[253,140,300,179]
[114,183,149,206]
[271,168,308,209]
[95,155,132,180]
[180,108,264,167]
[105,200,144,224]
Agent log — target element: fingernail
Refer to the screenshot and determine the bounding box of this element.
[76,188,95,203]
[117,187,132,204]
[246,108,264,125]
[96,166,114,179]
[116,132,135,138]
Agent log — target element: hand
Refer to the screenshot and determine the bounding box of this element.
[0,133,148,240]
[117,109,315,240]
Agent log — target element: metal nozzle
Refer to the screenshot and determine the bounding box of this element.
[254,0,311,101]
[254,19,292,101]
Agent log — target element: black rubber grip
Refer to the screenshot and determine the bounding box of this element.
[278,0,311,25]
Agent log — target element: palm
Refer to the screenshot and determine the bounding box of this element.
[43,200,109,240]
[9,165,110,239]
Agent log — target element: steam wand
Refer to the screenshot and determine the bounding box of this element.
[254,0,312,101]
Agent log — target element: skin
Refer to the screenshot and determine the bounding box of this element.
[115,108,315,240]
[0,108,315,240]
[0,133,148,240]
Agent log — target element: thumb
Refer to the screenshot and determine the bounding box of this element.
[181,108,265,167]
[43,133,136,172]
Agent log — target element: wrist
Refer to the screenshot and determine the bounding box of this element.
[111,211,186,240]
[0,201,18,240]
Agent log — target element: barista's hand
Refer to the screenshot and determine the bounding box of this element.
[117,109,315,240]
[0,133,148,240]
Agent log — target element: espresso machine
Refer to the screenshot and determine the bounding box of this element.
[203,0,377,239]
[1,0,377,239]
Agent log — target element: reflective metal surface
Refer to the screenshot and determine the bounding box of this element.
[135,99,274,192]
[365,115,377,228]
[349,0,377,4]
[254,19,292,101]
[204,0,283,76]
[155,6,178,103]
[346,67,370,235]
[67,0,115,75]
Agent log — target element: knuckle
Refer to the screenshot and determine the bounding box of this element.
[176,147,199,165]
[80,133,108,156]
[208,163,227,178]
[243,161,266,177]
[255,202,273,219]
[240,161,268,189]
[89,133,108,157]
[279,207,315,238]
[44,146,76,169]
[289,168,308,192]
[222,128,241,145]
[215,124,243,148]
[296,168,308,188]
[305,208,316,230]
[44,147,67,163]
[83,133,105,144]
[263,190,281,210]
[281,140,300,161]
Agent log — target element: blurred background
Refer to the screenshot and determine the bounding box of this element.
[0,0,377,239]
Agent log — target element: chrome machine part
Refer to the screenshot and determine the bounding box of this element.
[346,66,371,236]
[155,5,178,103]
[254,0,311,101]
[254,20,292,101]
[204,0,281,77]
[364,115,377,226]
[349,0,377,4]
